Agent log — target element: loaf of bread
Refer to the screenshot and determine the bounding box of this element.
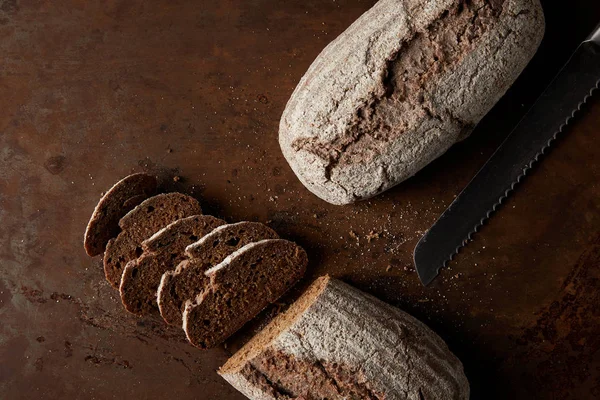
[119,215,226,315]
[183,239,307,349]
[220,276,469,400]
[158,222,279,326]
[84,173,157,256]
[279,0,545,204]
[103,193,202,287]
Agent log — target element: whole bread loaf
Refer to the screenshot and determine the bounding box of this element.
[220,276,469,399]
[280,0,545,204]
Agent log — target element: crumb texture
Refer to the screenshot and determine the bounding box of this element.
[103,193,202,287]
[120,215,225,315]
[280,0,545,204]
[220,277,469,400]
[183,239,307,349]
[159,222,279,326]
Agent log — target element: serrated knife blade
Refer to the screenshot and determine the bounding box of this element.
[414,24,600,286]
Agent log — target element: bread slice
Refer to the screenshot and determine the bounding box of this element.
[219,276,469,400]
[119,215,226,315]
[158,222,279,326]
[84,173,157,256]
[103,193,201,288]
[182,239,307,349]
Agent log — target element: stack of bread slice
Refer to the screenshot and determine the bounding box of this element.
[84,173,308,349]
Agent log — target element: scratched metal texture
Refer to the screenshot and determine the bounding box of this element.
[1,1,599,399]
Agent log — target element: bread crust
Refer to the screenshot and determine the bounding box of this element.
[220,276,469,400]
[84,173,157,256]
[279,0,545,204]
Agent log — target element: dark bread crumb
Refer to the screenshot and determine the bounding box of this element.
[158,259,209,326]
[158,222,278,326]
[183,239,307,349]
[103,193,202,288]
[243,350,385,400]
[122,194,148,209]
[119,215,225,315]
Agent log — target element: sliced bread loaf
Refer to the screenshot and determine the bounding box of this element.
[219,276,469,400]
[119,215,226,315]
[183,239,307,349]
[84,173,157,256]
[158,222,279,326]
[103,193,202,288]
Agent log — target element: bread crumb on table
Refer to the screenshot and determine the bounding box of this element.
[366,230,380,242]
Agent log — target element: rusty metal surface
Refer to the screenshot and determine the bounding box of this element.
[1,1,599,399]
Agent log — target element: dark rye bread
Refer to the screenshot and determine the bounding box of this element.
[84,173,157,256]
[120,215,226,315]
[103,193,202,288]
[280,0,544,204]
[220,276,469,400]
[183,239,307,349]
[157,222,279,326]
[185,222,279,259]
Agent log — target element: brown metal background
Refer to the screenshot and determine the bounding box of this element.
[1,1,599,398]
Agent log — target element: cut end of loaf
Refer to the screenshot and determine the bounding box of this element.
[219,275,331,375]
[220,275,470,399]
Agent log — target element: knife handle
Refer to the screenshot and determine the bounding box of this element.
[586,22,600,45]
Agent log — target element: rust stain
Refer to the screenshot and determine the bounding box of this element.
[508,233,600,398]
[20,286,47,304]
[49,292,75,303]
[84,355,132,369]
[34,357,43,372]
[43,155,67,175]
[0,0,19,14]
[64,341,73,358]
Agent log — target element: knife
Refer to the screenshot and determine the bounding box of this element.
[414,23,600,286]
